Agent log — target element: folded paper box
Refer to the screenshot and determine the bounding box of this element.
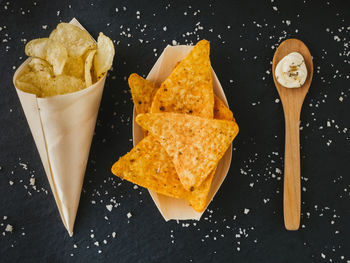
[133,45,233,221]
[12,18,106,236]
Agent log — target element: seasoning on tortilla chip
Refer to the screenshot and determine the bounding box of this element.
[150,40,214,118]
[136,112,239,191]
[129,73,159,115]
[112,135,186,199]
[214,95,234,121]
[111,135,216,212]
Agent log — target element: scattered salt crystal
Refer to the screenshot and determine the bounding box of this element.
[172,40,177,46]
[106,205,113,212]
[244,208,250,214]
[5,224,13,232]
[112,232,116,238]
[127,212,132,218]
[272,6,278,11]
[163,26,167,31]
[94,241,99,246]
[29,178,35,186]
[9,181,14,185]
[321,253,326,259]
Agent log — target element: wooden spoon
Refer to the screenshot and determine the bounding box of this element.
[272,39,313,230]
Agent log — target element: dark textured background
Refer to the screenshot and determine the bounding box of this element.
[0,0,349,262]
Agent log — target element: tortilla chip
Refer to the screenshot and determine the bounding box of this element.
[111,135,217,212]
[129,73,159,115]
[214,95,234,121]
[112,135,185,198]
[150,40,214,118]
[136,113,239,191]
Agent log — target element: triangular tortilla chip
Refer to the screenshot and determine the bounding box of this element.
[214,95,234,121]
[150,40,214,118]
[136,113,239,191]
[129,73,159,115]
[111,135,212,211]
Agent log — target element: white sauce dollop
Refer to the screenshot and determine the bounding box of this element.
[275,52,307,88]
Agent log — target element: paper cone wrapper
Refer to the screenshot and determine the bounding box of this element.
[133,45,233,221]
[13,18,106,236]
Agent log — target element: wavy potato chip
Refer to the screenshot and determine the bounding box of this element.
[136,113,239,191]
[28,58,53,75]
[93,32,115,79]
[49,23,96,57]
[25,38,49,59]
[16,71,52,97]
[40,75,84,97]
[45,40,68,75]
[63,55,84,79]
[16,70,84,98]
[25,38,67,76]
[150,40,214,118]
[15,80,42,96]
[84,49,96,88]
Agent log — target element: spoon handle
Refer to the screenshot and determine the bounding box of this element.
[283,108,301,230]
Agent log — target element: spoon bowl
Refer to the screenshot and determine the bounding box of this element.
[272,39,313,230]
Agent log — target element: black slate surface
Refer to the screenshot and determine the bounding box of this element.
[1,0,350,262]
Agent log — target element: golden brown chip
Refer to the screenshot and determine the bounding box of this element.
[111,135,188,199]
[15,71,52,96]
[136,112,239,191]
[40,75,84,97]
[128,73,159,116]
[28,58,53,75]
[49,23,96,57]
[94,32,115,79]
[84,50,96,87]
[63,55,84,79]
[25,38,68,76]
[214,95,234,121]
[111,135,216,212]
[150,40,214,118]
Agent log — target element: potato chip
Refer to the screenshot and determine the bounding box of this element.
[214,95,234,121]
[40,75,84,97]
[25,38,49,59]
[94,32,115,79]
[63,55,84,79]
[136,113,239,191]
[49,23,96,57]
[128,73,159,115]
[15,80,42,96]
[45,40,68,76]
[28,58,53,75]
[150,40,214,118]
[84,50,96,88]
[15,71,52,97]
[25,38,68,76]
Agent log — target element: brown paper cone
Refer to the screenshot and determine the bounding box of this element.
[13,18,106,236]
[132,45,233,221]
